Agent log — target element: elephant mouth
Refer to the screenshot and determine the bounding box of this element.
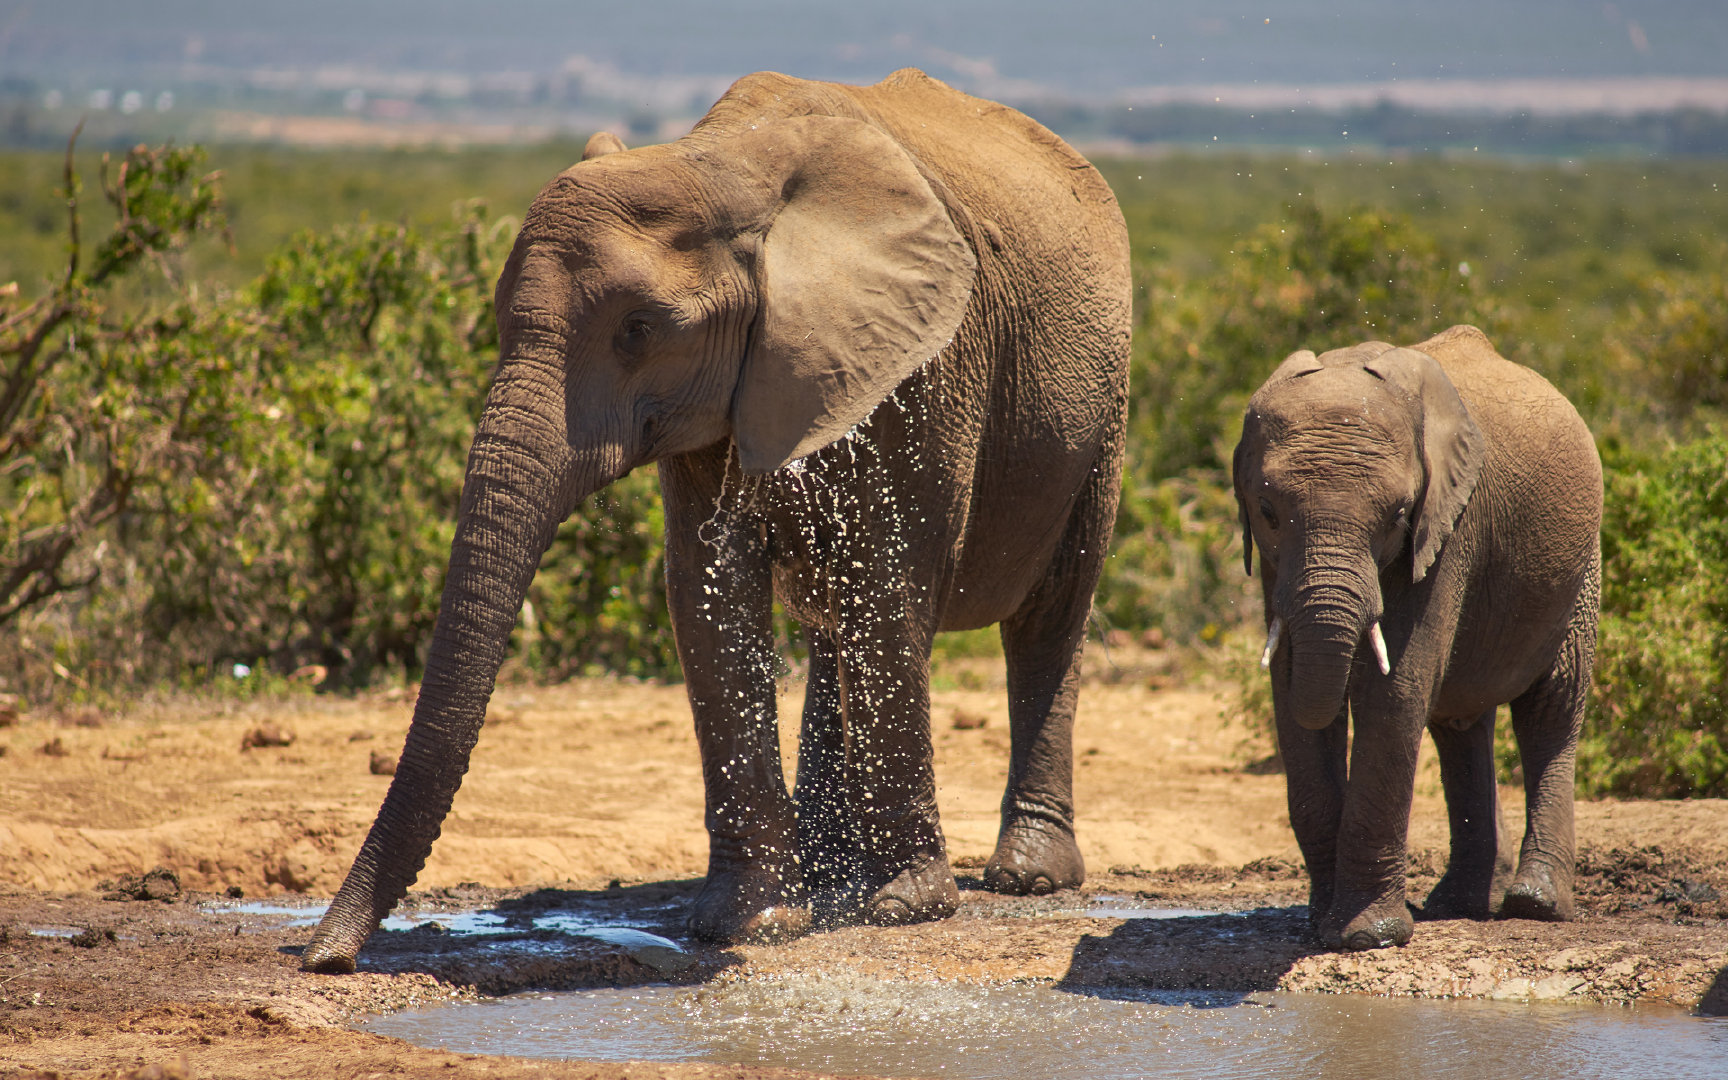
[1260,616,1390,676]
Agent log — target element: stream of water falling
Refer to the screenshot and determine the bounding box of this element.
[364,976,1728,1079]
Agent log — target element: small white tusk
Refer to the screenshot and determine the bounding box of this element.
[1369,621,1392,675]
[1260,616,1283,669]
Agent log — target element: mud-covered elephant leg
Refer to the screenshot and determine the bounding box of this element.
[1502,553,1599,922]
[661,453,807,943]
[985,451,1120,895]
[1422,709,1515,919]
[795,629,857,901]
[1272,685,1349,935]
[1327,700,1426,949]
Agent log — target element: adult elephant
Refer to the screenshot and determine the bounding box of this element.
[1233,325,1601,951]
[301,69,1130,973]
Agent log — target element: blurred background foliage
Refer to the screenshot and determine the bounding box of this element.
[0,139,1724,796]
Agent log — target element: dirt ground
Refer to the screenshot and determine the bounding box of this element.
[3,650,1727,1079]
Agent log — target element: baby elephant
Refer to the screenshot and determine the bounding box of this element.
[1233,325,1601,950]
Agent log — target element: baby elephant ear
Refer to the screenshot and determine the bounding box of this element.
[1365,347,1488,582]
[1265,348,1323,385]
[1231,425,1255,577]
[728,115,978,473]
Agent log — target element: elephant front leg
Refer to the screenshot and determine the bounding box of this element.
[663,467,807,944]
[1273,698,1349,936]
[1324,704,1426,950]
[1423,709,1515,919]
[827,611,957,927]
[675,583,807,942]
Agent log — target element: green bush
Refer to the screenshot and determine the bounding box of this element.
[1577,435,1728,796]
[141,209,681,686]
[1613,254,1728,419]
[0,149,679,697]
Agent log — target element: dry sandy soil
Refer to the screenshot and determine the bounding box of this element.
[3,651,1727,1078]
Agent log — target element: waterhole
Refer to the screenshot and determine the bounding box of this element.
[365,976,1726,1079]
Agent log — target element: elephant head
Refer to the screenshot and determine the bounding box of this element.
[300,116,977,973]
[1232,342,1485,732]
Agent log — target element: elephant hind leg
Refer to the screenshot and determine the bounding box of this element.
[1502,557,1599,923]
[984,449,1120,897]
[1422,708,1515,920]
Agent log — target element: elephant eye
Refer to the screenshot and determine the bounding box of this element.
[1259,498,1278,531]
[616,314,655,354]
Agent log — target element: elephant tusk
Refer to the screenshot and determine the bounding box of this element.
[1369,621,1392,676]
[1260,616,1282,669]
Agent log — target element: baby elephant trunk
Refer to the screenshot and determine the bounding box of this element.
[1281,563,1390,731]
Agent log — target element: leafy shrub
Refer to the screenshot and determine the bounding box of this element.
[1612,254,1728,420]
[0,149,680,698]
[1576,435,1728,797]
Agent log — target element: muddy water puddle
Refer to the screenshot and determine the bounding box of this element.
[365,977,1727,1079]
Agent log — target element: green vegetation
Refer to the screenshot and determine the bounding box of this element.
[1,139,1724,796]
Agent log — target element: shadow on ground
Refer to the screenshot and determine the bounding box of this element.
[283,878,741,995]
[1059,906,1321,994]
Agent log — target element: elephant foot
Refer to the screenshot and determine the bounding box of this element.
[1501,863,1575,922]
[983,819,1085,896]
[864,851,960,926]
[814,851,959,928]
[687,867,810,944]
[1322,894,1414,951]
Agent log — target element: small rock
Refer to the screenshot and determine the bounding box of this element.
[951,709,989,730]
[104,866,181,902]
[348,730,375,742]
[39,736,67,757]
[1140,627,1168,650]
[369,750,398,776]
[1531,974,1586,1000]
[240,724,294,750]
[0,692,19,726]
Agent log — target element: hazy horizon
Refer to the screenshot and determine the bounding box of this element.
[6,0,1726,102]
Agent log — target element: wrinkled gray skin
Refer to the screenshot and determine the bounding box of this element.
[1234,326,1601,951]
[301,70,1130,972]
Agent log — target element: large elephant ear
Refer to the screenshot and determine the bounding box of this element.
[1364,347,1487,582]
[726,115,977,473]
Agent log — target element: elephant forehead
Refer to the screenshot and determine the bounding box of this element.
[1255,412,1414,485]
[510,233,704,314]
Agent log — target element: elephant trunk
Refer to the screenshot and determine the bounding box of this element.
[1281,545,1382,733]
[302,357,595,974]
